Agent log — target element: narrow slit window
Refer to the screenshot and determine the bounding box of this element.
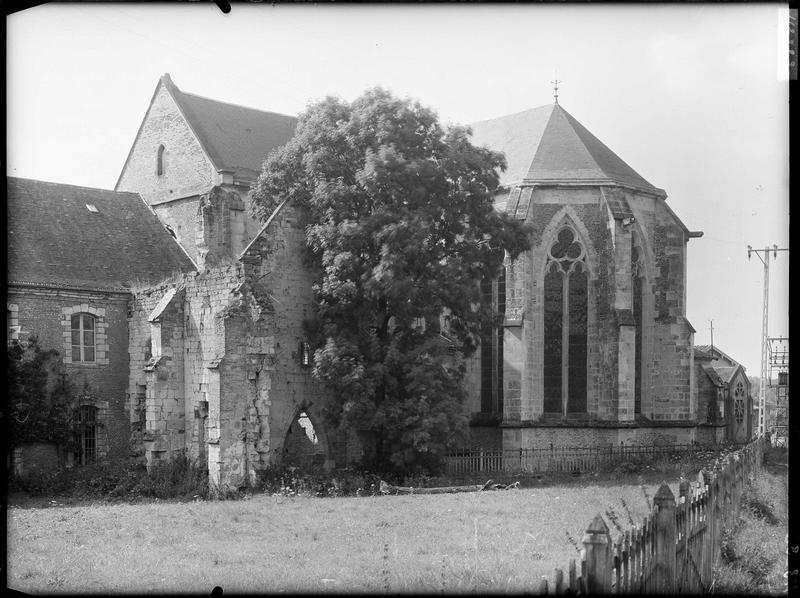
[156,144,165,176]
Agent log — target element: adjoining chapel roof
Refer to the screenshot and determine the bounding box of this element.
[701,364,725,388]
[695,345,742,368]
[7,177,196,292]
[468,103,665,196]
[712,366,741,385]
[162,74,297,181]
[695,344,747,386]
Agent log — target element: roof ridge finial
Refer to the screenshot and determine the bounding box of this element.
[160,73,175,90]
[551,73,562,105]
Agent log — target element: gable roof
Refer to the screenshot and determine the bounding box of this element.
[694,344,747,386]
[7,177,196,291]
[694,345,742,368]
[161,74,297,181]
[701,364,725,387]
[712,365,743,385]
[469,103,665,197]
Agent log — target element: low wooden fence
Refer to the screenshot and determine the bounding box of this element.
[534,436,766,594]
[445,442,722,475]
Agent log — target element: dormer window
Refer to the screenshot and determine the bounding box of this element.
[156,144,165,176]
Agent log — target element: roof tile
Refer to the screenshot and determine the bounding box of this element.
[469,104,664,195]
[165,77,297,181]
[7,177,195,290]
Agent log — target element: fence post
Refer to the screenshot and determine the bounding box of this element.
[652,482,677,593]
[699,469,712,586]
[734,455,743,514]
[554,567,564,594]
[582,514,612,594]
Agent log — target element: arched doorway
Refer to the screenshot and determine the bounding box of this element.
[282,410,327,470]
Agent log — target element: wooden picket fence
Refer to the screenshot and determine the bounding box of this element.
[445,442,721,475]
[534,436,766,594]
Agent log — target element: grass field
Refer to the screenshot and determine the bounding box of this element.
[7,477,676,594]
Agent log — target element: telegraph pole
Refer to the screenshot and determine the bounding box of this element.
[747,244,789,436]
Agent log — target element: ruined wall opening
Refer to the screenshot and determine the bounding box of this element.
[282,409,327,471]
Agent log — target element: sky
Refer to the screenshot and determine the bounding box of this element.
[6,3,790,376]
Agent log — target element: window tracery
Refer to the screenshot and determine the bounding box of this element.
[543,227,588,415]
[733,380,745,425]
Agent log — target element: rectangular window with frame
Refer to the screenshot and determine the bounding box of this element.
[71,314,95,362]
[77,405,98,465]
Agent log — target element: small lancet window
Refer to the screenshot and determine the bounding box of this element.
[156,144,165,176]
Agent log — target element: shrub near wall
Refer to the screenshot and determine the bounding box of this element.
[9,456,209,501]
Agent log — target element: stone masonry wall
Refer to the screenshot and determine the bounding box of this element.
[695,365,719,424]
[239,202,340,474]
[148,185,259,270]
[143,290,186,464]
[151,196,203,266]
[128,199,352,487]
[128,263,245,479]
[504,187,617,422]
[503,425,698,453]
[116,82,217,205]
[501,184,699,447]
[648,199,694,422]
[8,286,131,461]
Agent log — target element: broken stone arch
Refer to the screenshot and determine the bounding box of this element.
[281,406,329,471]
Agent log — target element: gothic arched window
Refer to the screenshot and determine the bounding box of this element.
[734,381,745,425]
[543,227,588,415]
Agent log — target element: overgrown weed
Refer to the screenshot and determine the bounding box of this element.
[9,454,208,502]
[712,466,787,594]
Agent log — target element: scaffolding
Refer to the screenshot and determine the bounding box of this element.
[767,337,789,447]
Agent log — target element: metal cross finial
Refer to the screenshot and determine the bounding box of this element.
[551,77,562,104]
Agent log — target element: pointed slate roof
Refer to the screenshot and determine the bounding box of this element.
[160,74,297,181]
[7,177,196,291]
[469,104,665,196]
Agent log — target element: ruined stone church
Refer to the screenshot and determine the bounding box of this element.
[8,74,748,488]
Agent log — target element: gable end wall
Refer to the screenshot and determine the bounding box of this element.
[117,84,217,205]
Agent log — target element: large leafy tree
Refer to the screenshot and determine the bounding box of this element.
[251,88,530,473]
[7,337,76,448]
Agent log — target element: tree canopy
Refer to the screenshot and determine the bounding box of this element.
[8,337,77,448]
[251,88,531,473]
